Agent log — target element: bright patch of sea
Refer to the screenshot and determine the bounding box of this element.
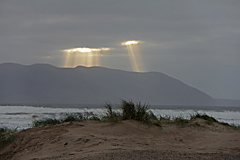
[1,104,240,130]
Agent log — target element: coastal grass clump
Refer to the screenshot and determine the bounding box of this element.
[191,113,217,125]
[121,100,150,122]
[32,112,100,127]
[159,115,172,124]
[174,117,189,127]
[147,111,161,127]
[121,100,136,120]
[104,100,162,127]
[31,101,239,130]
[103,101,240,129]
[33,118,61,127]
[0,127,17,147]
[104,103,122,122]
[190,113,240,129]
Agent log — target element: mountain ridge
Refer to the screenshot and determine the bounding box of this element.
[0,63,216,105]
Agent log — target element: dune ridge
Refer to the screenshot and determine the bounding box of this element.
[1,119,240,160]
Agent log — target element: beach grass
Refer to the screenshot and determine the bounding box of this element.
[0,127,17,147]
[189,113,240,129]
[190,113,218,125]
[103,100,162,127]
[32,112,100,127]
[1,100,240,150]
[174,117,189,127]
[104,103,122,122]
[33,118,61,127]
[31,101,240,130]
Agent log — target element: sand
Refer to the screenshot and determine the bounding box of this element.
[1,120,240,160]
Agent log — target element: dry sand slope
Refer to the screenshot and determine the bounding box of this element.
[1,120,240,160]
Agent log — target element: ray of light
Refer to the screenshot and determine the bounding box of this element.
[132,44,144,72]
[63,52,72,67]
[122,40,144,72]
[62,47,110,67]
[94,51,101,66]
[126,45,139,72]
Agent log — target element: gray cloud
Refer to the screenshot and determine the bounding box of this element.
[0,0,240,99]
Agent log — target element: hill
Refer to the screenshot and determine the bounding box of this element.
[0,63,215,105]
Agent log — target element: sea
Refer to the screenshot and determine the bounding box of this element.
[1,104,240,130]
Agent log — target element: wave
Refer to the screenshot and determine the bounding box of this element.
[1,105,240,129]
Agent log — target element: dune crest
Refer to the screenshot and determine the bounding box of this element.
[1,120,240,160]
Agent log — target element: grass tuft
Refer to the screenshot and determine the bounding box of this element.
[33,118,61,127]
[62,113,83,122]
[191,113,217,125]
[31,101,239,130]
[3,101,240,150]
[190,113,240,129]
[121,100,136,120]
[174,117,189,127]
[104,103,122,122]
[121,100,150,122]
[104,100,161,127]
[159,115,171,121]
[0,127,17,147]
[32,112,100,127]
[135,102,149,122]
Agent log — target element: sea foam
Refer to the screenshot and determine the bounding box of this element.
[1,105,240,129]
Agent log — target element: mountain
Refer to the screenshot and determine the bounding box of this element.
[0,63,216,105]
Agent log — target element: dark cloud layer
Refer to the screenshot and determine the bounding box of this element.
[1,0,240,99]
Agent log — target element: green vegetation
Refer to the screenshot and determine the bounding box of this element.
[189,113,240,129]
[104,100,162,127]
[121,100,150,122]
[0,127,17,147]
[32,101,240,130]
[174,117,189,127]
[33,112,100,127]
[104,103,122,122]
[191,122,201,127]
[33,118,61,127]
[1,100,240,149]
[191,113,217,125]
[159,115,171,121]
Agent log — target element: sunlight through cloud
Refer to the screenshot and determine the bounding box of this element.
[62,47,111,67]
[121,40,141,46]
[122,40,144,72]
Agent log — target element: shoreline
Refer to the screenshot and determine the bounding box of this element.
[1,105,240,130]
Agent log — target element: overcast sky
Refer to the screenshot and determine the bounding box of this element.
[1,0,240,100]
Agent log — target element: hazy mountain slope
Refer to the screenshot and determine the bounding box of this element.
[0,63,216,105]
[215,99,240,106]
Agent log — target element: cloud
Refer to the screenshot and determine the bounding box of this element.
[0,0,240,99]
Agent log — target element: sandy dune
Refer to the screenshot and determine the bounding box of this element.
[1,120,240,160]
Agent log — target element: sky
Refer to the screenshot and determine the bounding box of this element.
[0,0,240,100]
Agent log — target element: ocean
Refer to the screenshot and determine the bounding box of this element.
[1,104,240,130]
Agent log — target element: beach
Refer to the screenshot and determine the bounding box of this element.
[1,119,240,160]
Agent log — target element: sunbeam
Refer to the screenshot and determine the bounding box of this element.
[62,47,110,67]
[122,40,144,72]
